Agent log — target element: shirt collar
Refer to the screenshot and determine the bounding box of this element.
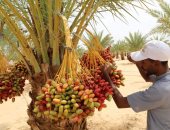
[155,70,170,81]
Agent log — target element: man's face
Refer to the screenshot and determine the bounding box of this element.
[139,59,157,76]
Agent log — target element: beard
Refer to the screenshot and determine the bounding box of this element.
[146,69,156,76]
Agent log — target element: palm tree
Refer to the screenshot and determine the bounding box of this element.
[124,31,147,52]
[0,1,149,130]
[76,44,87,58]
[0,27,19,61]
[83,30,114,49]
[93,31,114,48]
[148,0,170,34]
[111,40,127,60]
[148,33,170,45]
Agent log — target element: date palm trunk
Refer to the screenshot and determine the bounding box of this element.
[116,52,119,59]
[120,52,125,60]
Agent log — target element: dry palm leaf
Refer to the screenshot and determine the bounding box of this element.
[0,51,9,73]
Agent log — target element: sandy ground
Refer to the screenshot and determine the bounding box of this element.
[0,60,152,130]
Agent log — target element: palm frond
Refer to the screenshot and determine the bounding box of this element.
[148,0,170,36]
[148,9,163,18]
[157,0,170,16]
[124,32,147,52]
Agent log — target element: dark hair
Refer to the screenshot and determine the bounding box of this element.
[161,61,168,66]
[148,59,168,66]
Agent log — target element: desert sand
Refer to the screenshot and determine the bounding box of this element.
[0,60,152,130]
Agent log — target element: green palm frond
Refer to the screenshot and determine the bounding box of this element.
[0,0,150,75]
[76,44,87,58]
[148,9,164,18]
[111,40,127,53]
[100,34,114,47]
[158,0,170,16]
[148,0,170,35]
[124,32,147,52]
[148,34,170,44]
[149,24,170,34]
[94,31,114,48]
[85,30,114,48]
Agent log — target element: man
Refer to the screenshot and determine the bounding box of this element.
[102,40,170,130]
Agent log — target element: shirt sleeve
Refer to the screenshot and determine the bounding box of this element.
[127,85,164,112]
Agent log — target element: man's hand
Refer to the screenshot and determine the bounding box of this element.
[101,63,112,75]
[101,64,130,108]
[101,63,116,89]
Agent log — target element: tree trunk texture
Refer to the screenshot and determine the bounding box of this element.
[116,52,119,59]
[124,52,127,56]
[120,52,125,60]
[27,72,87,130]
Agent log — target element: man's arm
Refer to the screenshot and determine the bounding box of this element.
[102,65,130,108]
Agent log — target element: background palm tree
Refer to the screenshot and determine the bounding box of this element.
[111,40,127,60]
[148,0,170,35]
[0,35,19,62]
[124,31,147,52]
[93,31,114,48]
[0,19,19,61]
[84,30,114,48]
[148,33,170,45]
[76,44,87,58]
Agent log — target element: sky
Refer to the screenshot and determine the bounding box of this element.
[91,1,161,42]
